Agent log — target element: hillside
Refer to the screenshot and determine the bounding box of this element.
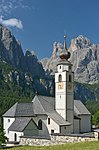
[0,60,54,117]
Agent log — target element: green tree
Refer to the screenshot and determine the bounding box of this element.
[92,110,99,127]
[0,124,7,146]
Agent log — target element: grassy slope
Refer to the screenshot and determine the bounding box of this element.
[1,141,99,150]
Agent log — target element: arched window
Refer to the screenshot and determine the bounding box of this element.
[58,74,62,82]
[38,119,42,130]
[69,74,72,82]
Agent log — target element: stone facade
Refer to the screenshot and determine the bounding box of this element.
[20,132,98,146]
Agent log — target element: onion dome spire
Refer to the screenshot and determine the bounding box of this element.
[64,35,67,50]
[60,35,71,60]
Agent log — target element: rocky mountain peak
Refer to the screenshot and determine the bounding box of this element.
[0,24,25,70]
[41,36,99,84]
[0,25,45,78]
[25,49,36,57]
[69,35,93,51]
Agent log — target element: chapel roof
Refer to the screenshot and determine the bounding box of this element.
[3,95,90,128]
[8,118,33,132]
[74,100,91,115]
[3,102,36,117]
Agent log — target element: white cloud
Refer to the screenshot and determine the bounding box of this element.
[0,16,23,29]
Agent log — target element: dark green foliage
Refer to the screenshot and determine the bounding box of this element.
[0,124,7,145]
[0,60,54,117]
[92,111,99,127]
[74,82,96,103]
[0,83,34,117]
[0,61,34,117]
[85,100,99,115]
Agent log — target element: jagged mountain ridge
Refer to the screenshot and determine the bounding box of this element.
[0,24,45,78]
[0,24,98,103]
[41,35,99,84]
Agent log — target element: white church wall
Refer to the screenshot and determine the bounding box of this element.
[74,119,80,133]
[55,71,66,82]
[47,117,59,134]
[80,115,91,133]
[3,117,15,138]
[9,131,23,142]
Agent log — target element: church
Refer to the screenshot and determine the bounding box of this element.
[3,36,91,142]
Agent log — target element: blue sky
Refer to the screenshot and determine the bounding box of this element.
[0,0,99,59]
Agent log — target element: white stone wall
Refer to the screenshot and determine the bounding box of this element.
[80,115,91,133]
[3,117,15,138]
[20,134,97,146]
[9,131,23,142]
[47,117,59,134]
[55,63,74,133]
[55,71,66,82]
[57,64,72,73]
[55,71,67,120]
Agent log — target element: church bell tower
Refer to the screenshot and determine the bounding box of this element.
[55,36,74,132]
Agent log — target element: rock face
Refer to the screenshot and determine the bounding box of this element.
[69,35,92,51]
[0,24,45,78]
[41,35,99,84]
[0,24,25,70]
[25,50,45,78]
[70,35,99,84]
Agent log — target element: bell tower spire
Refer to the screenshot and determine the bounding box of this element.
[64,35,67,50]
[59,35,71,61]
[55,35,74,133]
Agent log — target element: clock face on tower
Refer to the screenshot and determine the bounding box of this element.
[68,84,72,90]
[58,82,64,89]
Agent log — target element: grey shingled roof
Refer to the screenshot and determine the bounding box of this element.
[32,95,55,113]
[3,103,18,117]
[3,95,90,128]
[3,103,36,117]
[32,96,46,115]
[47,111,70,126]
[74,100,91,115]
[15,103,35,116]
[33,95,71,126]
[8,118,32,132]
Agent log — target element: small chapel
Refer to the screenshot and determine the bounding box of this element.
[3,36,91,142]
